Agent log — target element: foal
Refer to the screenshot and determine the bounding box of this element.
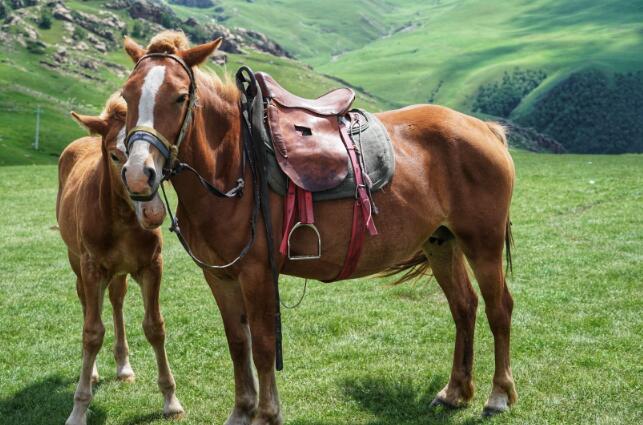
[57,94,184,425]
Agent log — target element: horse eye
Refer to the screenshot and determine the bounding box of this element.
[110,153,120,162]
[176,94,188,103]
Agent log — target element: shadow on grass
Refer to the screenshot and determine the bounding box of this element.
[0,375,106,425]
[290,374,483,425]
[118,412,165,425]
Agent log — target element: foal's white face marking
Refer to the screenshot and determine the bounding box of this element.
[128,65,166,183]
[116,126,126,154]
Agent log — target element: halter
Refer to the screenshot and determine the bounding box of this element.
[125,53,195,181]
[124,52,244,202]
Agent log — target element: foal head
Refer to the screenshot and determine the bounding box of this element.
[71,93,167,229]
[120,31,222,199]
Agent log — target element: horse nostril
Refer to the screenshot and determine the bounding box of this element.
[144,166,156,187]
[121,166,128,187]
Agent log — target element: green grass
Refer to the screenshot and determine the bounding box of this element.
[0,151,641,424]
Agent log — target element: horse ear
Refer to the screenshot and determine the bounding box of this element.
[124,36,145,62]
[180,38,222,67]
[71,111,108,136]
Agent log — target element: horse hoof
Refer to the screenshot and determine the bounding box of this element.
[482,405,507,417]
[164,397,185,420]
[90,374,100,385]
[429,397,459,410]
[117,373,136,383]
[164,410,185,420]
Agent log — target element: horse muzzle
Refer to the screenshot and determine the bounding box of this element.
[123,127,176,201]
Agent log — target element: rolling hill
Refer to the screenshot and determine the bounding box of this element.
[1,0,641,164]
[0,0,384,165]
[212,0,643,153]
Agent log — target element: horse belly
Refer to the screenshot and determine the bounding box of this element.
[281,161,439,281]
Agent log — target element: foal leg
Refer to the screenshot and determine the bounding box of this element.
[464,233,517,416]
[203,271,257,425]
[239,270,282,425]
[136,258,184,418]
[66,257,107,425]
[108,275,135,382]
[424,236,478,408]
[70,253,100,384]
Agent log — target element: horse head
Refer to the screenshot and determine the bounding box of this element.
[120,32,222,201]
[71,93,167,229]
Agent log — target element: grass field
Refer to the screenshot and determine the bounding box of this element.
[0,150,641,424]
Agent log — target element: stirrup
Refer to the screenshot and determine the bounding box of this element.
[287,222,322,260]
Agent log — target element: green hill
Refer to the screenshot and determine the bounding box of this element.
[1,0,641,163]
[0,0,383,165]
[213,0,643,153]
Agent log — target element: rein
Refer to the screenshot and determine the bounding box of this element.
[124,52,253,269]
[124,54,284,370]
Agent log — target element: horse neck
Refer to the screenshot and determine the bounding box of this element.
[175,78,243,204]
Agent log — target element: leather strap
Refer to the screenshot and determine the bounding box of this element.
[340,122,378,236]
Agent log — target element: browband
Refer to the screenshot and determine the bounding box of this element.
[125,53,197,172]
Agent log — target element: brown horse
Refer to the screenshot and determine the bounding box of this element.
[57,94,184,425]
[120,32,516,423]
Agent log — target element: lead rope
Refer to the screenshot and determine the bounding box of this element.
[280,279,308,309]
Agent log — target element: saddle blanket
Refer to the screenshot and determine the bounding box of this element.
[265,109,395,200]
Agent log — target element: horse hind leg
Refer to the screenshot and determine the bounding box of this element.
[461,226,517,416]
[423,227,478,409]
[108,275,135,382]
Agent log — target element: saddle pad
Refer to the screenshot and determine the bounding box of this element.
[266,110,395,201]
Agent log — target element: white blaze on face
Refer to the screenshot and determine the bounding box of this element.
[137,65,166,127]
[128,65,166,183]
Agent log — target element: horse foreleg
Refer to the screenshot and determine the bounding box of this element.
[239,269,282,425]
[66,257,107,425]
[424,236,478,408]
[464,236,517,416]
[204,270,257,425]
[136,257,184,418]
[108,275,134,382]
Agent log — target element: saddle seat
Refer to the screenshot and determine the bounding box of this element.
[256,72,355,192]
[257,72,355,116]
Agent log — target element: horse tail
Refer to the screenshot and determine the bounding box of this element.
[486,121,508,147]
[505,217,514,275]
[377,252,431,285]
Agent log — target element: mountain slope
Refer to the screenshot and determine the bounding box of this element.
[0,0,383,165]
[213,0,643,153]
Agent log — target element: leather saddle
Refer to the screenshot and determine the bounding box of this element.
[256,72,356,192]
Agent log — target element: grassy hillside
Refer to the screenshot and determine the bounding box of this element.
[212,0,643,152]
[0,0,383,165]
[0,151,641,423]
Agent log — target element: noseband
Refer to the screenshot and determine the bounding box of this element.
[124,52,244,202]
[125,53,194,183]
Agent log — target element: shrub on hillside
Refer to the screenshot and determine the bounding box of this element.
[169,0,215,8]
[473,68,547,117]
[38,8,53,29]
[518,70,643,154]
[72,26,86,40]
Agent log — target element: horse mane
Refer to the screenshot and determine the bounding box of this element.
[100,91,127,123]
[146,30,239,104]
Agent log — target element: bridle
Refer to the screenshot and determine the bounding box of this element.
[124,56,285,370]
[123,52,252,269]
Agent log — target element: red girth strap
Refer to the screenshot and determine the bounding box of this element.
[329,119,377,281]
